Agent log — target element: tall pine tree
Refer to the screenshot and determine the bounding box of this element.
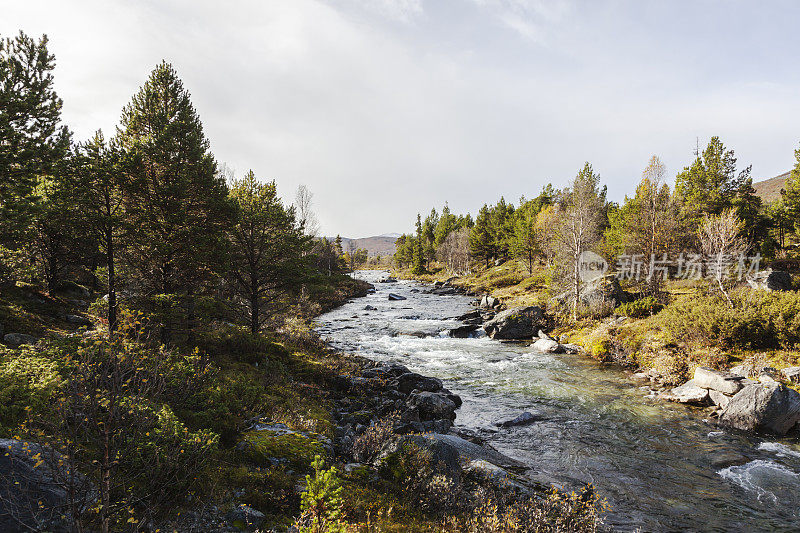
[116,62,232,344]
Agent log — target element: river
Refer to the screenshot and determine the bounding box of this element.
[315,271,800,532]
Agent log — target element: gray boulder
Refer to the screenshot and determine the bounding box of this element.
[64,314,93,327]
[226,504,265,529]
[782,366,800,384]
[391,372,443,394]
[532,338,562,353]
[495,411,545,428]
[377,434,461,481]
[719,381,800,435]
[693,367,745,395]
[580,275,626,307]
[3,333,37,347]
[708,389,732,410]
[449,325,480,338]
[388,293,406,301]
[0,439,92,532]
[746,269,792,291]
[660,379,709,404]
[483,306,545,340]
[406,391,457,421]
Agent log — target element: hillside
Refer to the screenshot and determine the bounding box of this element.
[753,171,790,202]
[338,234,398,257]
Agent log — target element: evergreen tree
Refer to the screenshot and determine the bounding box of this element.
[0,31,70,276]
[470,205,494,268]
[412,214,425,275]
[782,143,800,234]
[227,171,308,334]
[116,62,232,345]
[74,132,126,332]
[675,137,750,231]
[733,178,768,248]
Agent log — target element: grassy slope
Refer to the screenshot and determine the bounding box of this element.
[0,276,444,531]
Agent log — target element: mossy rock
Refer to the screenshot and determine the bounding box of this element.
[239,430,325,470]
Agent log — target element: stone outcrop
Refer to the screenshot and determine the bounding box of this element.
[718,381,800,435]
[660,380,709,404]
[3,333,37,347]
[693,367,746,396]
[483,306,545,340]
[746,269,792,291]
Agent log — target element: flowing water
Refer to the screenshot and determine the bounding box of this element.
[316,271,800,532]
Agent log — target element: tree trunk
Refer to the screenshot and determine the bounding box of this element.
[107,235,117,334]
[250,291,259,335]
[186,288,196,346]
[573,252,580,322]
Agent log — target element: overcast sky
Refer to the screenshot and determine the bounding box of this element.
[4,0,800,237]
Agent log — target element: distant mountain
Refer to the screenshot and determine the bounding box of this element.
[332,234,399,258]
[753,171,790,203]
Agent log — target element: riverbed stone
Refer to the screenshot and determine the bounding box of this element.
[406,391,457,421]
[391,372,443,394]
[483,306,546,340]
[495,411,545,428]
[388,293,406,301]
[532,337,562,353]
[449,325,480,338]
[694,367,745,395]
[660,380,709,404]
[719,381,800,435]
[708,389,732,410]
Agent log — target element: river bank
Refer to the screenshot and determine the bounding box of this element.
[319,270,800,532]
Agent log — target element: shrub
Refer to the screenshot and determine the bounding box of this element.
[0,349,63,429]
[442,485,606,533]
[657,289,800,350]
[615,297,664,318]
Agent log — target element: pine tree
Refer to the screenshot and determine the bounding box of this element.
[116,62,232,345]
[228,171,308,334]
[470,205,494,268]
[412,214,425,275]
[782,143,800,234]
[73,131,125,332]
[675,137,750,231]
[0,31,70,276]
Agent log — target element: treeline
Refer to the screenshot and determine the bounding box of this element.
[1,31,353,339]
[397,137,800,316]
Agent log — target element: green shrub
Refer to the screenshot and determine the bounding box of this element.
[615,297,664,318]
[657,289,800,350]
[0,349,63,429]
[295,455,347,532]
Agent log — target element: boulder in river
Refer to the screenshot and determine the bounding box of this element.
[693,367,745,396]
[718,381,800,435]
[391,372,443,394]
[388,293,406,301]
[660,379,709,404]
[532,337,562,353]
[483,306,545,340]
[406,391,457,421]
[495,411,545,428]
[449,325,480,338]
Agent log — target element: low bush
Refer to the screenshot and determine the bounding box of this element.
[657,289,800,350]
[615,296,664,318]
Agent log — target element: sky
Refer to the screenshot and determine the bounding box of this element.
[4,0,800,237]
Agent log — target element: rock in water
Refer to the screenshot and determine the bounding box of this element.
[483,306,545,340]
[449,325,479,338]
[495,411,544,428]
[406,391,457,421]
[660,380,709,404]
[388,293,406,301]
[391,372,443,394]
[693,367,745,395]
[719,381,800,435]
[532,338,562,353]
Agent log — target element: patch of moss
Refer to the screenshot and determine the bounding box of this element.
[239,430,325,471]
